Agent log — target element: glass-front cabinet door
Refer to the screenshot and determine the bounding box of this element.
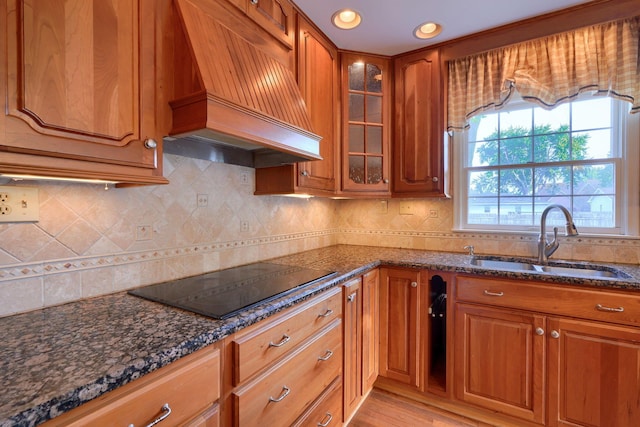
[341,53,390,195]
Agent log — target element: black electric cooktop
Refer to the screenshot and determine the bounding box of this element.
[129,262,337,319]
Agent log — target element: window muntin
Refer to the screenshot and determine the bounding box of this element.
[458,95,636,234]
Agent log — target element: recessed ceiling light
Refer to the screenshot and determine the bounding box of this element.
[414,22,442,39]
[332,8,362,30]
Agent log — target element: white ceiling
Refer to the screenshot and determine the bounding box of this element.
[293,0,594,56]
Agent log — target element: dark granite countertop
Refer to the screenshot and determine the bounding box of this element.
[3,245,640,427]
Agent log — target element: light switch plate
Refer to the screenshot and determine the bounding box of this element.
[0,186,39,222]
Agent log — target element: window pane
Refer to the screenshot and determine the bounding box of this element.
[572,97,611,131]
[366,95,382,123]
[533,131,571,162]
[469,141,498,167]
[469,171,498,197]
[534,166,571,196]
[573,164,614,194]
[574,195,614,228]
[366,64,382,93]
[469,114,498,143]
[348,63,364,91]
[499,108,532,137]
[534,197,573,226]
[367,126,382,153]
[349,94,364,121]
[534,103,569,130]
[573,129,613,160]
[349,156,365,183]
[501,137,532,165]
[499,197,533,225]
[499,168,532,196]
[349,124,364,152]
[367,157,382,184]
[468,197,499,224]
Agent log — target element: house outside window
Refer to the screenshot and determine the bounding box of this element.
[454,93,640,235]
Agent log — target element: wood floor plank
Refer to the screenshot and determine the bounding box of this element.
[349,389,493,427]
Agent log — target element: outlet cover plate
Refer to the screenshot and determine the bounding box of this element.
[0,186,39,222]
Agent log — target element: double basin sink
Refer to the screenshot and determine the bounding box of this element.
[470,257,631,280]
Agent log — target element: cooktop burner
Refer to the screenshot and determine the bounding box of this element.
[129,262,337,319]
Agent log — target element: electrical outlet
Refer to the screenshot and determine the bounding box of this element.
[240,172,250,185]
[136,225,153,241]
[240,220,249,232]
[378,200,388,214]
[0,186,39,222]
[197,194,208,207]
[429,209,439,218]
[399,201,414,215]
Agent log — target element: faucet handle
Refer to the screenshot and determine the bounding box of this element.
[463,245,475,256]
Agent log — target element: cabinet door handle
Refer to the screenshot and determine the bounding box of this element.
[535,327,544,336]
[269,385,290,403]
[318,308,334,318]
[595,304,624,313]
[483,290,504,297]
[269,334,290,348]
[128,403,171,427]
[347,292,357,302]
[317,412,333,427]
[411,281,418,288]
[318,349,334,361]
[551,330,560,339]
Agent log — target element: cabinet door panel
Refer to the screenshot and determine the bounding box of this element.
[548,317,640,427]
[343,277,362,420]
[379,268,420,387]
[393,49,444,196]
[455,303,545,424]
[362,269,379,393]
[8,0,138,146]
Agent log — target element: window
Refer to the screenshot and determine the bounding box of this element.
[454,94,639,235]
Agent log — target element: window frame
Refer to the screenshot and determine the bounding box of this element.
[453,94,640,236]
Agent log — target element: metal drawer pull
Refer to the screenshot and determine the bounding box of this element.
[318,412,333,427]
[318,308,334,318]
[347,292,357,302]
[483,290,504,297]
[269,385,290,403]
[595,304,624,313]
[318,350,334,361]
[269,334,290,348]
[128,403,171,427]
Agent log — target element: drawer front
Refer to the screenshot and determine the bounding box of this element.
[44,347,220,427]
[233,287,342,384]
[292,376,342,427]
[456,275,640,327]
[233,320,342,427]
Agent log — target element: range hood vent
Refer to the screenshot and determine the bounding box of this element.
[169,0,322,167]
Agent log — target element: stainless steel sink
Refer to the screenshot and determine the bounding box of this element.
[470,257,630,279]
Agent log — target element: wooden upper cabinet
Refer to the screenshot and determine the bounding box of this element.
[223,0,294,50]
[254,15,339,196]
[1,0,167,185]
[393,48,445,197]
[341,53,391,196]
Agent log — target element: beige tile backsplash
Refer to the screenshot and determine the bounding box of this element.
[1,154,639,317]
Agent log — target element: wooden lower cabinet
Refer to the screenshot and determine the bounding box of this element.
[42,346,220,427]
[454,303,546,424]
[222,287,343,427]
[343,269,380,423]
[547,317,640,427]
[379,267,424,387]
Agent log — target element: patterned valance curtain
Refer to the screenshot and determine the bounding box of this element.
[447,16,640,132]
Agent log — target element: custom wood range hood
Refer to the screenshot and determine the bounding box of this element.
[167,0,322,168]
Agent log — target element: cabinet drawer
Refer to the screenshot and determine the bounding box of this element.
[456,275,640,327]
[292,376,342,427]
[232,287,341,384]
[233,320,342,427]
[43,346,220,427]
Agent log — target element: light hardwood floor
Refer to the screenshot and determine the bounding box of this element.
[348,389,495,427]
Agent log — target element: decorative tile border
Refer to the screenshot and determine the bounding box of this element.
[1,228,638,283]
[0,229,338,283]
